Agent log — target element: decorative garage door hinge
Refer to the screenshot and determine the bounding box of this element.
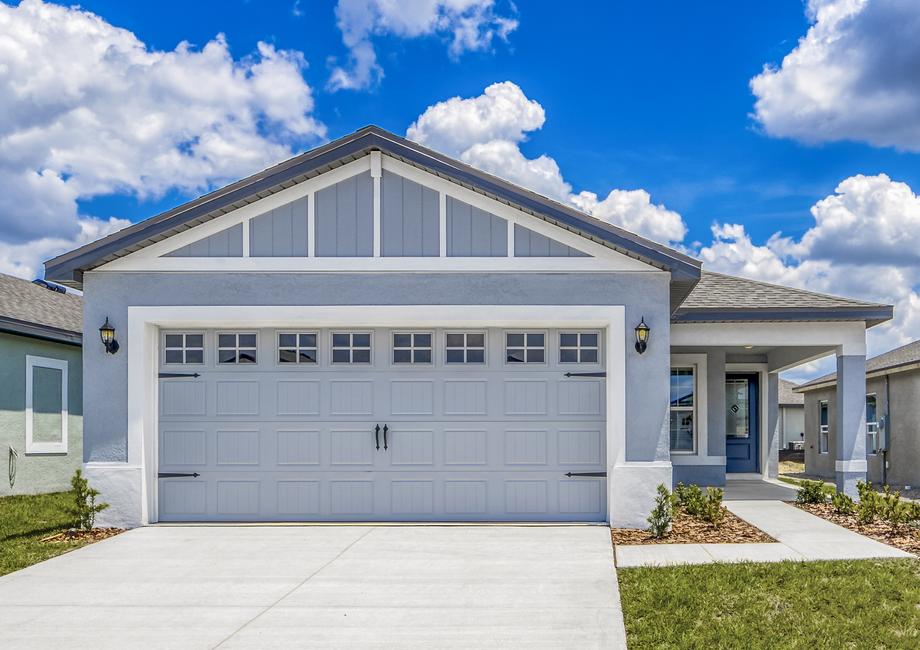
[563,372,606,378]
[157,472,201,478]
[158,372,201,378]
[564,471,607,477]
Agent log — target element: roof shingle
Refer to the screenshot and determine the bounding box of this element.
[797,339,920,390]
[0,273,82,341]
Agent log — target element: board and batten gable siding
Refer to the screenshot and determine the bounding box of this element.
[514,224,588,258]
[315,171,374,257]
[446,196,507,257]
[164,224,243,258]
[381,170,440,256]
[249,197,309,257]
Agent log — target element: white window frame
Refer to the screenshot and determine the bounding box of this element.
[444,331,487,364]
[217,331,259,365]
[504,330,546,365]
[818,400,829,454]
[25,355,68,455]
[866,393,878,456]
[277,331,319,365]
[331,331,373,364]
[162,331,205,365]
[669,364,697,455]
[559,330,601,364]
[392,331,433,365]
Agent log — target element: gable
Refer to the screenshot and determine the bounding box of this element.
[164,223,243,258]
[514,224,587,258]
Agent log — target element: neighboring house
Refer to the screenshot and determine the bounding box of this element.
[44,126,891,528]
[779,378,805,449]
[0,273,82,496]
[796,340,920,489]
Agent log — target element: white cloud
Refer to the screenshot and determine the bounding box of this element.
[0,0,324,278]
[328,0,517,91]
[408,82,688,243]
[751,0,920,150]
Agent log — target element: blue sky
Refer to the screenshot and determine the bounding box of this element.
[1,0,919,376]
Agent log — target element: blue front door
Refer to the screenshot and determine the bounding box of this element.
[726,373,759,473]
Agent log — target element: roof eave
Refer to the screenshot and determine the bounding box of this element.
[0,316,82,346]
[671,305,894,327]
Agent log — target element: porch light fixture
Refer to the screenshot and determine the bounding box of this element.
[634,317,650,354]
[99,317,119,354]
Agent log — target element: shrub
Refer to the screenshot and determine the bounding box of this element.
[676,483,706,516]
[701,487,725,527]
[796,480,828,505]
[856,481,880,525]
[878,485,907,524]
[70,469,109,530]
[831,491,856,515]
[647,483,673,538]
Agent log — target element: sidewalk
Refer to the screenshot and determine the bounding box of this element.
[615,500,913,568]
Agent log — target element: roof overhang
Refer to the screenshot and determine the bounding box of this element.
[671,305,894,328]
[0,316,82,346]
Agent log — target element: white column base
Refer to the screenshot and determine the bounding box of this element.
[610,461,672,528]
[84,462,145,529]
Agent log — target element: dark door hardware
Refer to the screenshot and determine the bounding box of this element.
[563,371,606,378]
[158,472,201,478]
[375,424,381,451]
[383,425,389,450]
[158,372,201,378]
[564,471,607,477]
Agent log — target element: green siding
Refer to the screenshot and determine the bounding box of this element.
[0,332,82,496]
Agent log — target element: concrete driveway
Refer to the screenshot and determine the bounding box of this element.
[0,525,626,649]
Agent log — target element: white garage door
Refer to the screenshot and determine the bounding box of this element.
[156,327,606,522]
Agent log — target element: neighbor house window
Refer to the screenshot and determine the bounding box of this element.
[393,332,432,364]
[559,332,599,363]
[669,367,695,453]
[819,400,829,454]
[164,333,204,364]
[505,332,545,363]
[445,332,485,364]
[25,355,68,455]
[866,394,878,455]
[332,332,371,364]
[278,332,317,364]
[218,333,257,364]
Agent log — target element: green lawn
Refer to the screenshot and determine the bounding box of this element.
[618,559,920,649]
[0,491,85,577]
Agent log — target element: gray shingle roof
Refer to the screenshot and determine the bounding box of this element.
[779,378,804,405]
[0,273,82,344]
[797,339,920,390]
[672,271,892,326]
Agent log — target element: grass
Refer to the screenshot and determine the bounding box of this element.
[0,491,86,577]
[778,459,805,475]
[618,559,920,649]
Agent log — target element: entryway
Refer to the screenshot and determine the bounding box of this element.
[726,373,759,474]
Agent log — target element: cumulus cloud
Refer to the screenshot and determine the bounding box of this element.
[0,0,324,278]
[751,0,920,150]
[329,0,517,91]
[407,82,688,243]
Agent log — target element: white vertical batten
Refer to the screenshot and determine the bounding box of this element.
[507,218,515,257]
[371,151,382,257]
[241,218,250,257]
[307,192,315,257]
[439,192,448,257]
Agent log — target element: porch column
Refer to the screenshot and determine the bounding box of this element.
[766,372,780,478]
[835,351,867,497]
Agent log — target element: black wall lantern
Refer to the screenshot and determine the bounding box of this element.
[634,317,650,354]
[99,317,119,354]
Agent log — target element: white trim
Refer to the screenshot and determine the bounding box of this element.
[24,355,68,455]
[438,192,447,257]
[127,304,627,524]
[371,151,382,258]
[669,353,709,462]
[672,321,867,356]
[241,218,250,258]
[307,192,316,257]
[507,219,514,257]
[836,459,868,473]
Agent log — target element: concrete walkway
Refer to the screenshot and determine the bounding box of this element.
[616,500,913,568]
[0,525,627,649]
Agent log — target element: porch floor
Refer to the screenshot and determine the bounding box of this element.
[723,478,798,501]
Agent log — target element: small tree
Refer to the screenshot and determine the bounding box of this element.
[70,469,109,530]
[647,483,673,539]
[701,487,725,527]
[831,491,856,515]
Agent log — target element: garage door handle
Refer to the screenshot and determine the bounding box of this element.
[564,471,606,478]
[383,425,389,451]
[158,472,201,478]
[375,424,380,451]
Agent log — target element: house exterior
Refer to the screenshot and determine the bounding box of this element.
[0,273,83,496]
[779,378,805,449]
[797,340,920,488]
[44,126,892,528]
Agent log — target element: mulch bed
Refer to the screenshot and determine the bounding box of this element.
[40,528,124,544]
[611,509,774,545]
[796,503,920,555]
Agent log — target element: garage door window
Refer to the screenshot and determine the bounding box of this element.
[278,332,318,364]
[393,332,432,364]
[505,332,545,363]
[559,332,599,363]
[446,332,485,364]
[164,333,204,364]
[218,333,258,364]
[332,332,372,363]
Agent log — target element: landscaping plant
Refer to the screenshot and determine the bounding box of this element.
[701,487,725,527]
[831,491,856,515]
[796,479,828,505]
[856,481,880,525]
[675,483,706,516]
[69,469,109,530]
[647,483,673,538]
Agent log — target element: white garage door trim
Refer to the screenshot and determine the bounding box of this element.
[126,305,626,524]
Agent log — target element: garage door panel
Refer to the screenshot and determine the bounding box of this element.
[276,429,321,465]
[503,380,548,416]
[276,381,321,415]
[329,429,376,465]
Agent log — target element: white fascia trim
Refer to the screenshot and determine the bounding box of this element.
[836,459,868,473]
[24,354,68,455]
[670,353,708,459]
[129,304,626,524]
[672,321,867,356]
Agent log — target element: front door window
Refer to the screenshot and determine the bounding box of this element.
[726,378,750,439]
